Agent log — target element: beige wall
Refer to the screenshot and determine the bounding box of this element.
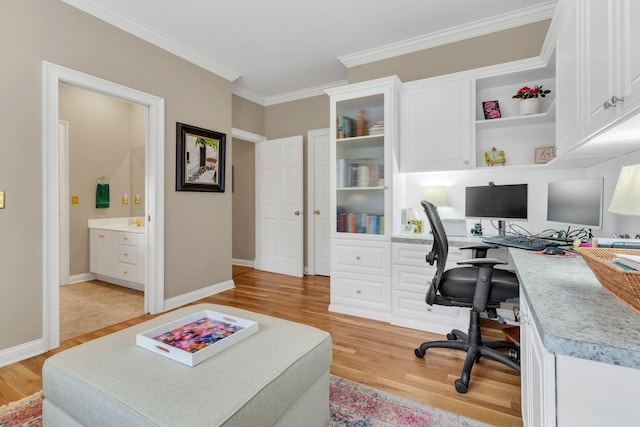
[348,20,551,84]
[232,95,265,136]
[0,0,232,351]
[60,85,145,276]
[231,139,256,261]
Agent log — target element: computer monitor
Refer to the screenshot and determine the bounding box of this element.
[465,183,528,235]
[547,177,603,229]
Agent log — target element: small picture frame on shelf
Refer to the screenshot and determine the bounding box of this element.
[482,100,501,120]
[534,146,556,164]
[485,147,506,166]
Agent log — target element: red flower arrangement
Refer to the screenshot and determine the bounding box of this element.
[512,85,551,99]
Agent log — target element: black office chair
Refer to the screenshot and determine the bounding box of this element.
[414,200,520,393]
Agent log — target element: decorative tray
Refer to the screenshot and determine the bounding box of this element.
[136,310,259,366]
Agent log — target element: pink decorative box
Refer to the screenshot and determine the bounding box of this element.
[136,310,259,366]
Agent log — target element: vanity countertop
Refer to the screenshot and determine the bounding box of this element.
[88,217,145,234]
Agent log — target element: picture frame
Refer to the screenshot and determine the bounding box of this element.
[482,100,502,120]
[485,147,506,166]
[534,146,556,164]
[176,122,226,192]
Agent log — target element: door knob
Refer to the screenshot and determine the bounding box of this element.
[314,209,321,215]
[294,210,301,216]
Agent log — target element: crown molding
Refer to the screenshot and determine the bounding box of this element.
[61,0,241,82]
[339,1,557,68]
[231,128,265,143]
[233,80,347,106]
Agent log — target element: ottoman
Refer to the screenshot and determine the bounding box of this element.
[42,303,332,426]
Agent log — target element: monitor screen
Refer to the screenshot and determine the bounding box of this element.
[547,177,603,228]
[465,184,528,220]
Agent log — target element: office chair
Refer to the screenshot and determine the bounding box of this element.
[414,200,520,393]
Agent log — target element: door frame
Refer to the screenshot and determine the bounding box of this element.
[42,61,165,350]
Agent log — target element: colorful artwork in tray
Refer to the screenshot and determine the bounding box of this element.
[153,317,244,353]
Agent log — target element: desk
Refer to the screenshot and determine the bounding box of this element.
[511,249,640,427]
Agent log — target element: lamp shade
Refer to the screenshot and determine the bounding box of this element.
[423,186,449,207]
[609,164,640,215]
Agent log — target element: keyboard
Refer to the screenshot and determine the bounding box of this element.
[482,235,566,251]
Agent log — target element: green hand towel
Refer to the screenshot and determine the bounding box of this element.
[96,183,110,208]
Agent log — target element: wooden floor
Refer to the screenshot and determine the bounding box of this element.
[0,266,522,426]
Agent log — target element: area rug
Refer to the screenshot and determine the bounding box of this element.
[0,376,491,426]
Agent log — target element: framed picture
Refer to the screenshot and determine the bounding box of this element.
[535,146,556,164]
[176,122,226,192]
[482,100,502,119]
[485,147,506,166]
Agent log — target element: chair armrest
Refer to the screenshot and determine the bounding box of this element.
[457,257,507,267]
[459,243,497,258]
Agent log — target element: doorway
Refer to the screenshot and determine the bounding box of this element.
[43,61,165,350]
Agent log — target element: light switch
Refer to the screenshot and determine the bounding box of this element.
[71,195,79,205]
[0,191,4,209]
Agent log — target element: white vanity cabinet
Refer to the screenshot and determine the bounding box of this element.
[390,242,469,334]
[399,78,473,171]
[90,227,145,291]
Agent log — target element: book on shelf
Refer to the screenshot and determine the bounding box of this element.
[356,109,368,137]
[337,212,384,234]
[368,120,384,135]
[612,253,640,271]
[337,115,355,139]
[336,158,384,188]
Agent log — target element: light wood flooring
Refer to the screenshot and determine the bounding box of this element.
[0,266,522,426]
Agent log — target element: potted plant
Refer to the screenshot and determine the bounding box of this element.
[512,85,551,115]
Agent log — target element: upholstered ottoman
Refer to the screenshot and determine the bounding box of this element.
[42,303,332,426]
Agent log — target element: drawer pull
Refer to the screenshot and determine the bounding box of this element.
[356,256,361,260]
[123,271,128,275]
[123,236,129,241]
[98,234,106,238]
[356,289,361,294]
[123,253,128,257]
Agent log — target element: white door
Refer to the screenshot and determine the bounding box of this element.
[257,136,304,277]
[312,130,331,276]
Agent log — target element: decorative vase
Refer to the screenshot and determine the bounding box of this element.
[517,98,541,115]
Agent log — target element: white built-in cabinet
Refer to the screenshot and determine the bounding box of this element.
[90,228,145,291]
[391,243,469,333]
[399,61,556,171]
[326,76,400,321]
[399,78,473,171]
[519,286,556,427]
[556,0,640,158]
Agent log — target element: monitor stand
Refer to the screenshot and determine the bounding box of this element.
[497,220,506,236]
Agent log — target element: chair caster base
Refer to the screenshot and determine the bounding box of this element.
[454,378,468,394]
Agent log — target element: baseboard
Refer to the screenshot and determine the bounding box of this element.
[163,279,235,312]
[63,273,97,286]
[0,339,46,369]
[232,258,254,267]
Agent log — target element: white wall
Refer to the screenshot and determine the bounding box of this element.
[395,150,640,239]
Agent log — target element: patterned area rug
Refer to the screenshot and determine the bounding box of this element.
[0,376,491,426]
[329,376,491,427]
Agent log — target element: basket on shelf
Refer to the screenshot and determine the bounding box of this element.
[577,247,640,313]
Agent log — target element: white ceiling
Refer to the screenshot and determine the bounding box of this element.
[62,0,557,105]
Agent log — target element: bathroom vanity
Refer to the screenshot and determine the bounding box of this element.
[89,218,146,291]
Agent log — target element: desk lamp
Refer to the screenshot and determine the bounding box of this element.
[608,164,640,238]
[423,186,449,207]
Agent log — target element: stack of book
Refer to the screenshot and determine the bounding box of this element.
[368,120,384,135]
[611,253,640,271]
[336,159,384,188]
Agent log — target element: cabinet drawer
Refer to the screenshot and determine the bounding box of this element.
[391,290,468,335]
[392,264,434,294]
[118,244,138,264]
[392,243,430,267]
[117,262,138,281]
[117,232,138,246]
[332,240,389,275]
[330,273,389,311]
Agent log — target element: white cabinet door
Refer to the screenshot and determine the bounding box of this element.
[555,0,582,155]
[90,229,117,277]
[399,78,472,171]
[520,287,556,427]
[582,0,619,138]
[617,0,640,116]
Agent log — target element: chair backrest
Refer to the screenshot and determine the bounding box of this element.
[421,200,449,300]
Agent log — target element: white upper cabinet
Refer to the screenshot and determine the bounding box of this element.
[556,0,640,158]
[399,78,473,171]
